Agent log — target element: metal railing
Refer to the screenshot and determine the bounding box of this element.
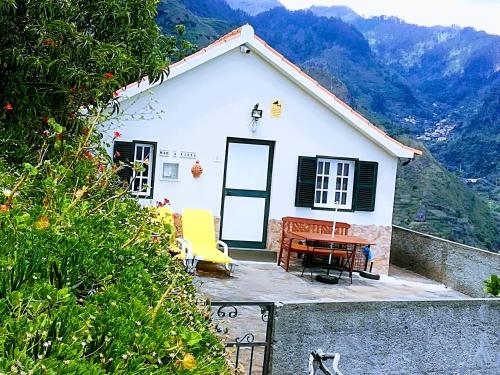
[211,301,274,375]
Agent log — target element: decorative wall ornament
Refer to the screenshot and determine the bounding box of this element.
[271,99,282,118]
[191,160,203,177]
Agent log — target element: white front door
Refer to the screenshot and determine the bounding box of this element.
[220,138,275,249]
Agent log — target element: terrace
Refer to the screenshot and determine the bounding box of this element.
[196,262,466,303]
[194,226,499,375]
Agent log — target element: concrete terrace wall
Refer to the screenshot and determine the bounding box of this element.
[391,226,500,297]
[270,299,500,375]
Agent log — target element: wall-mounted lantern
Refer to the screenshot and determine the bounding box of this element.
[250,103,263,132]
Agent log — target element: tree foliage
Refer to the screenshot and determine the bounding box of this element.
[0,0,192,162]
[0,1,226,372]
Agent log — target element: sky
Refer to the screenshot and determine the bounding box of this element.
[278,0,500,35]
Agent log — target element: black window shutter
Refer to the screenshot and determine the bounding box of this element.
[353,161,378,211]
[295,156,317,207]
[113,141,134,183]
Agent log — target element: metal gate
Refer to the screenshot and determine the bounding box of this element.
[211,302,274,375]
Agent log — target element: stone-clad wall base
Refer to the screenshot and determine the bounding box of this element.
[267,221,392,275]
[173,214,391,275]
[349,224,391,275]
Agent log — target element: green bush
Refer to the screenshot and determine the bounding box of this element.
[484,275,500,297]
[0,0,227,373]
[0,127,228,373]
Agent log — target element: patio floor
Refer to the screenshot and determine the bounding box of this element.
[196,261,467,374]
[195,261,467,303]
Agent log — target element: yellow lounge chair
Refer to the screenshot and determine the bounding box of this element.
[175,209,237,276]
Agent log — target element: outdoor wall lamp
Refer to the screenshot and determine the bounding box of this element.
[250,103,263,133]
[251,103,263,121]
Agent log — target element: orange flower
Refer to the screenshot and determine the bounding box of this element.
[104,72,113,79]
[4,103,13,111]
[0,204,10,214]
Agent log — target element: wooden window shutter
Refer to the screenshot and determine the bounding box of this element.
[353,161,378,211]
[113,141,134,183]
[295,156,317,207]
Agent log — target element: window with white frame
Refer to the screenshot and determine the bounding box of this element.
[314,158,355,209]
[131,142,155,197]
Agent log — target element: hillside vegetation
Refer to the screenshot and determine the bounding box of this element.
[0,1,228,372]
[158,0,499,251]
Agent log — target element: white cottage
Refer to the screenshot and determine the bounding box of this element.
[107,25,421,274]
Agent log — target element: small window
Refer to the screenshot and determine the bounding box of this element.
[131,142,155,198]
[314,158,355,209]
[162,162,179,180]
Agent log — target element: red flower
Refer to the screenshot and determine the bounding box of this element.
[113,131,122,138]
[4,103,13,111]
[104,72,113,79]
[163,198,170,205]
[84,150,93,160]
[97,163,105,172]
[157,201,164,208]
[42,38,54,46]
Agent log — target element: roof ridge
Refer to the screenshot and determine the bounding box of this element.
[116,25,422,157]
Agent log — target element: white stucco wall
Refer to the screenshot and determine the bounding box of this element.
[105,47,398,227]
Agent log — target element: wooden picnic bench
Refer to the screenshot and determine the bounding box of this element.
[277,216,350,272]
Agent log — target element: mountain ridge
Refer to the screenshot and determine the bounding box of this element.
[156,0,499,251]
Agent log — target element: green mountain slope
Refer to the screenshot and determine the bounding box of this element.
[156,0,499,252]
[156,0,235,47]
[395,139,499,250]
[226,0,283,15]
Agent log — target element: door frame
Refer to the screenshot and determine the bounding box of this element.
[219,137,275,249]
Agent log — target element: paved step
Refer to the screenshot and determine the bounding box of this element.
[229,248,277,263]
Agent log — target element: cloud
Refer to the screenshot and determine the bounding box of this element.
[278,0,500,35]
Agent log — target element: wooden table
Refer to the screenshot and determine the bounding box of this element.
[290,232,373,283]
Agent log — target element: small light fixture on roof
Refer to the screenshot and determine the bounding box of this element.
[250,103,263,133]
[240,45,251,54]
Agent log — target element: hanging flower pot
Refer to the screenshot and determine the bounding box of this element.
[191,160,203,178]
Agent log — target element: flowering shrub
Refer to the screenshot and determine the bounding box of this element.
[0,1,226,373]
[0,121,228,373]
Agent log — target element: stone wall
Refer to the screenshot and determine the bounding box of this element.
[270,299,500,375]
[391,225,500,297]
[350,224,391,275]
